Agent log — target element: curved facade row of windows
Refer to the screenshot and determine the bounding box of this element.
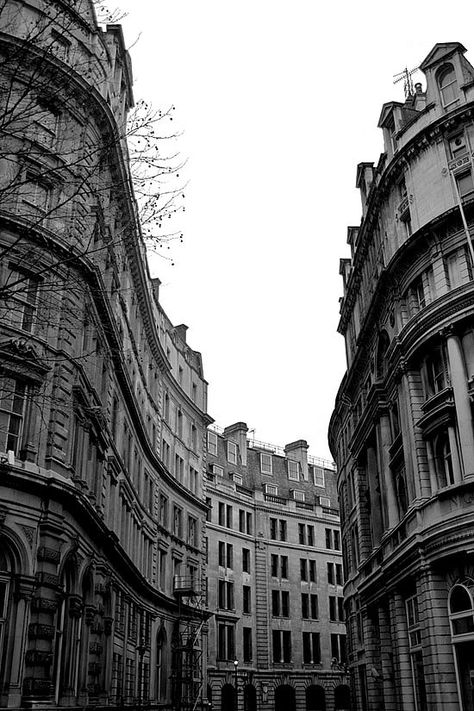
[0,1,210,707]
[329,43,474,710]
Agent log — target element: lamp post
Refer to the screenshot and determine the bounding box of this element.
[233,659,239,711]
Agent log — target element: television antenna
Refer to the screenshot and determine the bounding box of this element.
[393,66,419,99]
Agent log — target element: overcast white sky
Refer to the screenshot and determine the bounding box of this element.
[111,0,474,460]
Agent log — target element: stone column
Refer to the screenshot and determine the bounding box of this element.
[367,446,383,546]
[8,576,35,707]
[376,415,398,529]
[390,592,416,710]
[446,330,474,477]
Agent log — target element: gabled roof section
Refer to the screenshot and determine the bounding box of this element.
[356,162,374,189]
[420,42,467,71]
[378,101,404,128]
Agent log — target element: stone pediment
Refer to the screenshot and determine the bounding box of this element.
[420,42,467,71]
[0,338,50,381]
[377,102,404,129]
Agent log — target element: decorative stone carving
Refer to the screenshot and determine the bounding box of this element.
[69,595,83,618]
[28,623,55,640]
[103,616,113,636]
[21,525,36,547]
[31,596,58,613]
[37,546,61,563]
[25,650,54,666]
[35,572,60,588]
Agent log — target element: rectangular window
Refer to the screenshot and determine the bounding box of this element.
[0,377,27,455]
[272,630,291,663]
[313,466,325,487]
[243,627,252,663]
[331,633,347,664]
[271,554,278,577]
[327,562,335,584]
[334,530,341,550]
[456,170,474,199]
[242,548,250,573]
[227,440,238,464]
[307,526,314,546]
[287,459,299,480]
[3,264,40,333]
[281,556,288,579]
[270,518,277,540]
[291,489,305,502]
[336,563,343,586]
[246,512,252,534]
[243,585,251,614]
[300,559,307,581]
[309,560,316,582]
[325,528,333,549]
[301,593,309,618]
[218,580,234,610]
[265,483,279,495]
[279,520,287,541]
[260,453,273,474]
[299,523,306,545]
[239,509,245,532]
[226,505,233,529]
[217,622,235,661]
[281,591,289,617]
[173,506,182,538]
[218,502,225,526]
[329,596,336,621]
[187,516,197,547]
[218,541,225,567]
[303,632,321,664]
[338,597,344,622]
[310,594,319,619]
[226,543,233,569]
[207,431,218,456]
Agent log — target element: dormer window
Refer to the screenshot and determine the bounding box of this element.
[438,64,459,108]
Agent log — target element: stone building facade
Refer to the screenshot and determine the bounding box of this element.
[0,1,211,708]
[329,42,474,711]
[205,424,350,711]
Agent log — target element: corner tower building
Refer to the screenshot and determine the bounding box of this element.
[329,43,474,711]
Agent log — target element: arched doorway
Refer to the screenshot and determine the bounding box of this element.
[244,684,257,711]
[306,684,326,710]
[275,684,296,711]
[334,684,351,710]
[221,683,236,711]
[449,583,474,710]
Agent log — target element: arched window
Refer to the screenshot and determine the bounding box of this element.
[448,583,474,710]
[155,625,168,701]
[438,64,458,107]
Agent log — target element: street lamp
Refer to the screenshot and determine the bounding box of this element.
[233,659,239,710]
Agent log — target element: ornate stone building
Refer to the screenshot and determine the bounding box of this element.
[0,1,210,708]
[205,424,350,711]
[329,42,474,711]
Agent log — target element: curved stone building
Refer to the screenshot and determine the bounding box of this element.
[329,43,474,711]
[0,1,210,708]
